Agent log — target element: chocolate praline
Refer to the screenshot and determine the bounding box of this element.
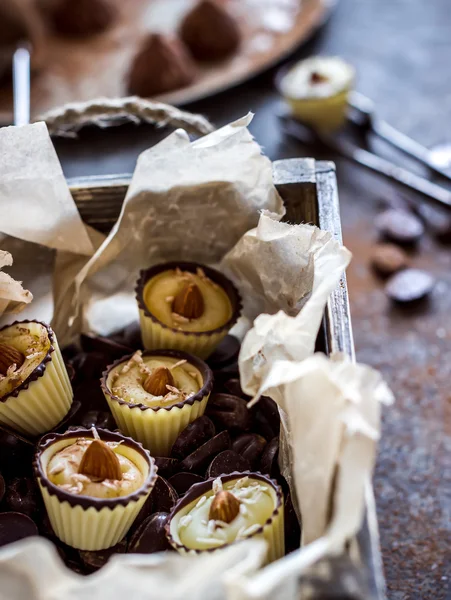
[127,34,198,97]
[179,0,241,62]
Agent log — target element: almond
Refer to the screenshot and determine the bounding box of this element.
[209,490,240,523]
[0,343,25,376]
[78,440,122,481]
[172,283,204,320]
[143,366,175,396]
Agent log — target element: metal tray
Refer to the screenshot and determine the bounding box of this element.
[68,158,385,600]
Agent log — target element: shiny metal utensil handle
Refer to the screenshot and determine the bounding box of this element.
[349,91,451,181]
[13,45,30,126]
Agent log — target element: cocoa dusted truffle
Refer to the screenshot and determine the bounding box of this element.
[50,0,117,38]
[179,0,241,62]
[127,34,198,97]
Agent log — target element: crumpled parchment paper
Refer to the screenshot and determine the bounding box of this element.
[0,250,33,317]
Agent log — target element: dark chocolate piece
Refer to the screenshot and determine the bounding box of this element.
[80,334,133,360]
[259,437,280,477]
[375,209,424,245]
[224,378,249,398]
[151,476,179,514]
[127,34,197,97]
[180,431,231,473]
[0,432,34,477]
[232,433,267,468]
[385,269,435,303]
[128,513,172,554]
[252,395,280,440]
[154,457,179,478]
[4,477,40,518]
[0,512,38,547]
[70,351,111,383]
[284,493,301,554]
[51,0,117,38]
[0,422,35,447]
[74,380,110,413]
[170,416,216,460]
[80,410,117,431]
[207,335,240,369]
[65,362,76,382]
[53,400,82,433]
[205,450,250,478]
[0,473,4,503]
[168,472,205,496]
[206,393,251,432]
[122,321,143,350]
[370,243,409,277]
[79,539,127,572]
[179,0,241,61]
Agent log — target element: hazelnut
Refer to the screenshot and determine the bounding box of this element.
[179,0,241,62]
[127,33,198,97]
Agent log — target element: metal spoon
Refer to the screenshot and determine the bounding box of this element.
[12,44,30,126]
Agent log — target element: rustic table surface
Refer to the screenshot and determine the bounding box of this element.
[51,0,450,598]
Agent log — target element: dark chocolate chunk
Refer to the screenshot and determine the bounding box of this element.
[284,493,301,554]
[122,321,143,350]
[154,457,179,478]
[80,410,117,431]
[259,437,279,477]
[80,334,133,360]
[206,450,250,478]
[206,393,251,432]
[0,432,34,477]
[370,243,409,277]
[4,477,40,518]
[385,269,435,303]
[252,395,280,440]
[232,433,267,468]
[168,472,205,496]
[128,513,171,554]
[207,335,240,369]
[0,512,38,547]
[151,476,179,514]
[74,380,110,413]
[65,362,76,382]
[0,473,4,504]
[170,416,216,460]
[53,400,82,433]
[212,362,240,383]
[70,351,110,382]
[224,378,249,399]
[180,431,231,473]
[0,423,35,447]
[79,539,127,572]
[375,209,424,245]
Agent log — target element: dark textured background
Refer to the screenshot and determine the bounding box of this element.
[53,1,451,597]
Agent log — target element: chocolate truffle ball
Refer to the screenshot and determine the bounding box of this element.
[127,34,198,97]
[179,0,241,62]
[51,0,116,37]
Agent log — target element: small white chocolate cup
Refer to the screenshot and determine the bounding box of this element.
[135,262,242,359]
[0,321,73,436]
[34,428,157,551]
[166,472,285,564]
[101,350,214,457]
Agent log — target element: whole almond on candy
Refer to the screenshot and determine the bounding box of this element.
[172,283,204,320]
[209,490,240,523]
[78,440,122,481]
[0,343,25,376]
[144,366,175,396]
